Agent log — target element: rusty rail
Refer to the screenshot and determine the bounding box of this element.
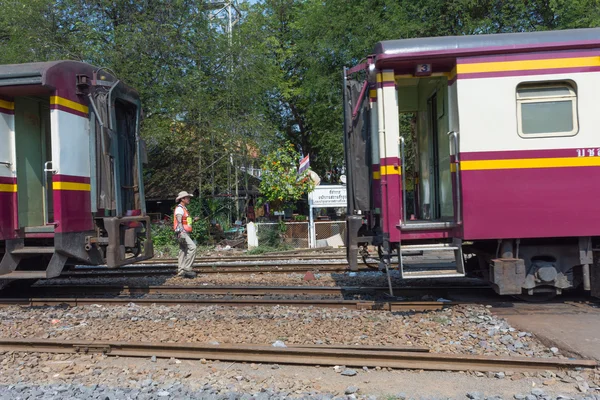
[140,254,349,264]
[26,284,491,297]
[0,297,447,311]
[62,263,357,277]
[0,338,594,372]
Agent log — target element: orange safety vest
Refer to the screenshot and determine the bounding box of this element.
[173,204,193,233]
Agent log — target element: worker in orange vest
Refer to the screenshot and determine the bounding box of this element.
[174,191,199,278]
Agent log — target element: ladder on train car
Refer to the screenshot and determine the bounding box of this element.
[398,238,465,279]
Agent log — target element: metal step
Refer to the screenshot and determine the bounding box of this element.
[400,269,466,278]
[400,244,459,252]
[399,221,457,231]
[24,226,55,234]
[0,271,47,279]
[399,239,465,279]
[11,247,55,255]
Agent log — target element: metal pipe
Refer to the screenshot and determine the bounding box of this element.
[87,94,107,157]
[448,131,462,225]
[583,264,591,291]
[351,79,368,119]
[107,81,122,217]
[43,161,55,225]
[134,99,146,214]
[87,94,104,128]
[399,136,406,224]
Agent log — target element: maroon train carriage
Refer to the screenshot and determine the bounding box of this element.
[0,61,153,280]
[343,28,600,299]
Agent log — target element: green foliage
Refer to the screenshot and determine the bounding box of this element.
[257,142,315,211]
[156,196,235,246]
[3,0,600,201]
[150,223,179,258]
[257,221,285,247]
[201,197,236,231]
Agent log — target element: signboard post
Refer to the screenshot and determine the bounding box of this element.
[308,185,347,248]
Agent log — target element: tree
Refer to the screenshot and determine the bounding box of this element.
[257,142,314,212]
[1,0,599,199]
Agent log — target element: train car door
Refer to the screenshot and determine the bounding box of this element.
[14,97,52,228]
[427,93,441,219]
[418,83,453,222]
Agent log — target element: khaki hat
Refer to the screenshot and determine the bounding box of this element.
[176,191,194,202]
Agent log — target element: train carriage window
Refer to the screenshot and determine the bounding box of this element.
[516,82,578,138]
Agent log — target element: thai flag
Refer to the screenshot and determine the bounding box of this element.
[298,154,310,173]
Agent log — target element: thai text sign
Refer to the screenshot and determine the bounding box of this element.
[309,185,347,208]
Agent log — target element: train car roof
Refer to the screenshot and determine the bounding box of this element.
[375,28,600,63]
[0,60,138,101]
[0,60,102,85]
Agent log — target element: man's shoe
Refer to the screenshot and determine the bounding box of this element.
[183,271,197,279]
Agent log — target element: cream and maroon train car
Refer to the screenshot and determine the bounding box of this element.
[0,61,153,280]
[344,28,600,298]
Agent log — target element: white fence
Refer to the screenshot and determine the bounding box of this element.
[248,221,346,249]
[313,221,346,248]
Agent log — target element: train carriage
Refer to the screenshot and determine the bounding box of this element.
[344,28,600,298]
[0,61,153,279]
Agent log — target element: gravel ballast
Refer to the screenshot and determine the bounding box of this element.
[0,352,597,399]
[0,304,556,357]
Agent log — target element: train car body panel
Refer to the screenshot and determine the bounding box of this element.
[344,27,600,297]
[456,56,600,240]
[0,97,17,241]
[0,61,153,279]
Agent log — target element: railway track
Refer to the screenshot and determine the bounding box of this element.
[23,284,493,298]
[62,262,358,277]
[0,338,595,372]
[62,261,457,278]
[0,297,448,311]
[140,254,348,264]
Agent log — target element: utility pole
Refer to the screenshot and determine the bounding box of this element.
[206,0,241,218]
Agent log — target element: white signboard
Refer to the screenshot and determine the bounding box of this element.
[309,185,347,208]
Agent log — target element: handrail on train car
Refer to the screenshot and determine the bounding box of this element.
[43,161,56,225]
[398,136,406,224]
[448,131,462,225]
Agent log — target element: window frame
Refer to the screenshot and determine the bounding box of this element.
[516,81,579,138]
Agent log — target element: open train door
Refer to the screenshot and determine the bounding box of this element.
[343,66,372,270]
[14,97,53,231]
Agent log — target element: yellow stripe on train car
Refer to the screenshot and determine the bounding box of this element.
[458,56,600,74]
[0,183,17,192]
[460,156,600,171]
[52,182,91,191]
[377,71,396,82]
[50,96,89,114]
[380,165,401,175]
[0,99,14,110]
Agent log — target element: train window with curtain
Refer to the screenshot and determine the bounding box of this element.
[516,81,578,138]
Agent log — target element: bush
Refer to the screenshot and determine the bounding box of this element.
[257,220,288,248]
[151,222,179,258]
[155,196,236,248]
